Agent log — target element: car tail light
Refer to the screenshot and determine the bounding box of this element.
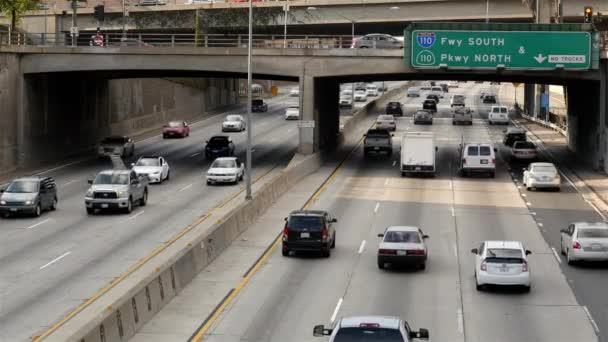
[480,261,487,271]
[522,261,528,272]
[573,241,582,249]
[360,323,380,328]
[378,249,396,255]
[463,159,467,165]
[321,227,328,240]
[283,227,289,240]
[407,249,426,255]
[492,158,496,165]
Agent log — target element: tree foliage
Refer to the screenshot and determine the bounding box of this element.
[0,0,40,29]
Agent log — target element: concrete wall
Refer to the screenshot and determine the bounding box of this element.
[0,54,20,176]
[565,79,602,167]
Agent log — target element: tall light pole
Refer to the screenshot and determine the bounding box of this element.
[282,3,289,48]
[122,0,127,40]
[485,0,489,23]
[245,0,253,200]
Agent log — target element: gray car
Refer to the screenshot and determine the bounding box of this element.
[84,170,148,214]
[352,34,403,49]
[414,110,433,125]
[98,136,135,158]
[0,176,57,217]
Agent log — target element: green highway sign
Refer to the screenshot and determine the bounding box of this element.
[410,30,591,70]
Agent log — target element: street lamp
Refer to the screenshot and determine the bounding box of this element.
[245,0,253,200]
[485,0,489,23]
[283,3,289,48]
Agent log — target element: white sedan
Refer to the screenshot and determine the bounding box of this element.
[560,222,608,264]
[222,115,246,132]
[471,240,532,292]
[285,105,300,120]
[354,91,367,102]
[131,156,170,183]
[206,157,244,185]
[523,162,560,191]
[375,115,396,131]
[339,96,353,108]
[511,141,538,161]
[377,226,429,270]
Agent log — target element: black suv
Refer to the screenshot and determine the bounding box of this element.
[205,136,235,160]
[251,99,268,112]
[422,99,437,113]
[282,210,337,257]
[386,102,403,116]
[503,127,527,146]
[0,176,57,217]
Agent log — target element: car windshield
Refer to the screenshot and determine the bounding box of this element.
[288,106,299,110]
[408,87,418,91]
[211,159,236,168]
[208,138,228,147]
[514,142,535,149]
[378,115,394,121]
[532,166,557,173]
[333,327,404,342]
[168,121,183,128]
[6,180,38,193]
[453,95,465,101]
[424,101,436,105]
[388,102,400,107]
[226,115,241,121]
[102,137,127,144]
[287,215,324,230]
[136,158,160,167]
[578,228,608,238]
[485,248,524,263]
[94,173,129,185]
[384,231,421,243]
[252,99,263,105]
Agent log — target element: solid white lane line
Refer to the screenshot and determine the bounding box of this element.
[127,210,145,221]
[40,251,71,270]
[330,298,344,323]
[551,247,562,264]
[179,184,193,192]
[384,178,389,186]
[453,244,458,257]
[190,152,201,157]
[583,306,600,335]
[451,206,455,217]
[374,202,380,213]
[358,240,367,254]
[449,180,453,190]
[457,309,464,334]
[63,179,76,186]
[26,219,50,230]
[537,222,543,227]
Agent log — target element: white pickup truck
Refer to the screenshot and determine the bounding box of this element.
[400,132,437,177]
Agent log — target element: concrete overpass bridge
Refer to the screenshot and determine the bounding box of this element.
[1,42,607,168]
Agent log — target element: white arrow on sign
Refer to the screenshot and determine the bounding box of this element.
[534,54,547,63]
[593,43,599,49]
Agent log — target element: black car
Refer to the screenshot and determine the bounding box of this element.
[426,94,440,103]
[385,102,403,116]
[0,176,57,217]
[251,99,268,112]
[422,99,437,113]
[282,210,337,258]
[205,136,235,159]
[503,127,527,146]
[482,94,497,104]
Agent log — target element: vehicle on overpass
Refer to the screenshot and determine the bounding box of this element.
[488,106,509,125]
[282,210,337,257]
[386,101,403,116]
[98,135,135,158]
[414,110,433,125]
[285,105,300,120]
[503,127,527,146]
[471,240,532,292]
[251,99,268,112]
[376,115,396,131]
[85,170,148,214]
[400,132,436,177]
[377,226,429,270]
[452,107,473,125]
[222,115,246,132]
[354,90,368,102]
[162,121,190,139]
[459,142,496,177]
[363,129,393,157]
[511,141,538,161]
[366,84,379,97]
[0,176,57,218]
[352,33,403,49]
[131,156,170,184]
[314,316,429,341]
[522,162,560,191]
[421,100,437,114]
[407,87,420,97]
[205,136,235,159]
[206,157,244,185]
[560,222,608,265]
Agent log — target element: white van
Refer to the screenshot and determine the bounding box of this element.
[401,132,437,177]
[366,84,379,97]
[488,106,509,125]
[459,142,497,177]
[430,86,444,98]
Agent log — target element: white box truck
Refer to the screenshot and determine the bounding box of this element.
[400,132,437,177]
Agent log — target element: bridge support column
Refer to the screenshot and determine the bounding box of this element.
[298,75,340,154]
[601,59,608,172]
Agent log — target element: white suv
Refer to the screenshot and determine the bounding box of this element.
[314,316,429,341]
[459,143,497,177]
[488,106,509,125]
[471,240,532,292]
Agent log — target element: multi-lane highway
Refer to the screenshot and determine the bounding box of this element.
[195,82,600,341]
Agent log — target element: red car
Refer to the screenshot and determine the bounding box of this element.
[162,121,190,138]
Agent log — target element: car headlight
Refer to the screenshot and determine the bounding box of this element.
[0,200,5,205]
[529,175,538,181]
[117,191,126,198]
[86,189,94,197]
[152,171,161,175]
[24,200,34,205]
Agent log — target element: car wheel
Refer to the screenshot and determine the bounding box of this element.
[125,198,133,214]
[475,276,483,291]
[207,180,211,185]
[163,134,167,139]
[166,170,170,181]
[401,171,406,177]
[522,285,531,293]
[322,247,331,258]
[140,189,148,206]
[378,259,385,269]
[50,197,57,211]
[86,208,95,215]
[560,238,566,255]
[419,263,426,270]
[33,203,41,217]
[489,171,495,178]
[566,249,575,265]
[331,232,336,248]
[282,246,289,257]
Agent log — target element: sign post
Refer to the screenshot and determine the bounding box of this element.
[410,30,591,70]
